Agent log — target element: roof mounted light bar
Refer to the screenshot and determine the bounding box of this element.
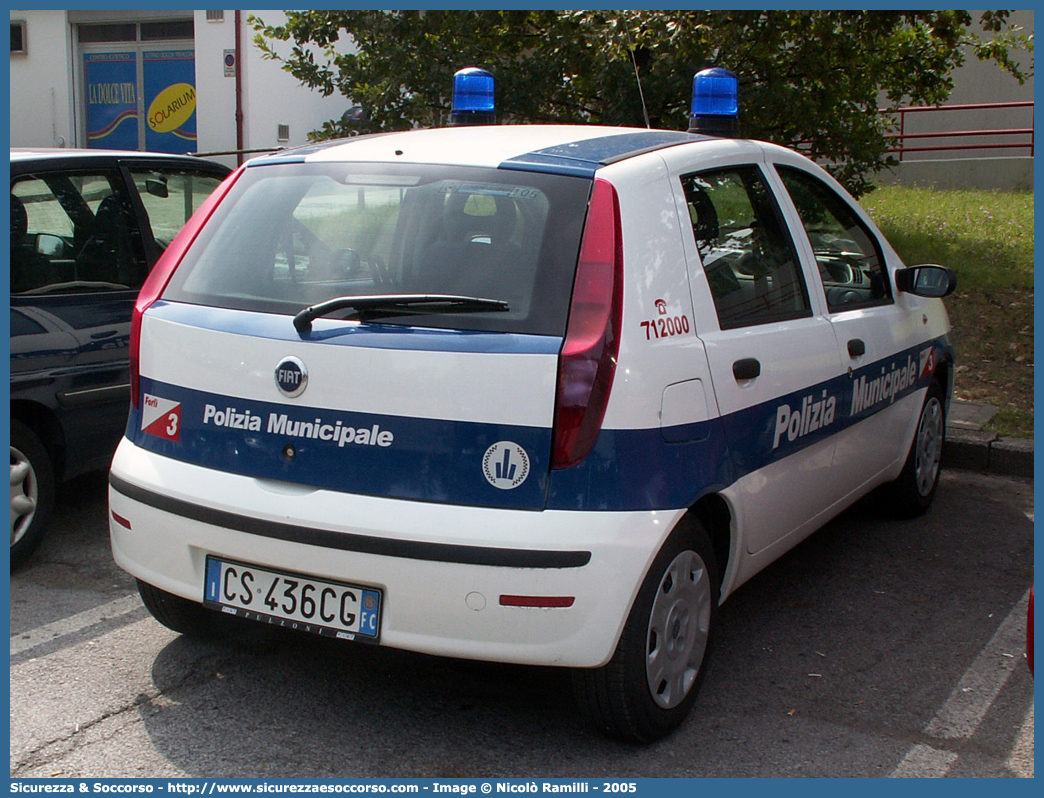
[449,67,496,126]
[688,67,739,138]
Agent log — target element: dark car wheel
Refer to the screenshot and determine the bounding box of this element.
[882,379,946,517]
[572,517,719,742]
[10,420,55,569]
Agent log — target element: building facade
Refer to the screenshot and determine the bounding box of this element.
[9,9,347,168]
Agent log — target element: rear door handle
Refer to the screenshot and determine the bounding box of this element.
[732,358,761,381]
[847,338,866,357]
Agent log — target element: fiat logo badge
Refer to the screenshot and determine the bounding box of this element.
[275,356,308,398]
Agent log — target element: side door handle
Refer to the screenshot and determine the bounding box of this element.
[847,338,866,358]
[732,358,761,381]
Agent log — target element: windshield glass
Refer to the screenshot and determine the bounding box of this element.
[162,161,592,336]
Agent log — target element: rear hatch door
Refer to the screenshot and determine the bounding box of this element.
[129,161,593,510]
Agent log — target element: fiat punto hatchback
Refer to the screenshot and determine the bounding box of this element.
[110,76,956,741]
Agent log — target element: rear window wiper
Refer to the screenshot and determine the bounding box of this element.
[293,294,509,332]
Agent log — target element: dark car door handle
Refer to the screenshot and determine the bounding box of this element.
[847,338,866,357]
[90,329,118,340]
[732,358,761,381]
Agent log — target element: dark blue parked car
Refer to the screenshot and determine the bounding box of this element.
[10,148,231,567]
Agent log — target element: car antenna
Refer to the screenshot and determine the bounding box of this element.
[624,26,651,129]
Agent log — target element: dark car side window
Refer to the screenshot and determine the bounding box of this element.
[776,165,893,312]
[128,167,227,252]
[682,166,812,330]
[10,171,147,295]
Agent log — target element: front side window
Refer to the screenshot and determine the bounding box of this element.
[682,166,812,330]
[163,162,592,336]
[11,171,147,294]
[776,165,892,312]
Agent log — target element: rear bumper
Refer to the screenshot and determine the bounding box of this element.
[109,438,680,668]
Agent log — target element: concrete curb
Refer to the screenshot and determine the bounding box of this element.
[944,427,1033,479]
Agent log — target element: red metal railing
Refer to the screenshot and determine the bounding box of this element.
[881,101,1034,161]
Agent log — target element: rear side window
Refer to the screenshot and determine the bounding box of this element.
[162,162,592,336]
[682,166,811,330]
[128,168,227,251]
[11,171,147,295]
[776,165,892,312]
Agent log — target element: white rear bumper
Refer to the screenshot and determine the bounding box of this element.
[109,438,680,668]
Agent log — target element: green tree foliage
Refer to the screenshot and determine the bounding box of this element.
[251,10,1032,195]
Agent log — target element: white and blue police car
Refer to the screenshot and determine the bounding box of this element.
[109,69,957,741]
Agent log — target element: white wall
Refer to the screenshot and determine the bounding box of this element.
[876,10,1034,189]
[194,10,349,168]
[9,10,76,148]
[949,10,1034,105]
[892,10,1034,164]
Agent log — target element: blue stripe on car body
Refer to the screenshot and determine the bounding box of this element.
[133,299,952,513]
[500,130,705,177]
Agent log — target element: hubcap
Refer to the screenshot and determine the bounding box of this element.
[914,397,944,497]
[646,550,712,709]
[10,447,38,547]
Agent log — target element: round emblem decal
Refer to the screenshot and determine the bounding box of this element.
[482,441,530,490]
[275,357,308,398]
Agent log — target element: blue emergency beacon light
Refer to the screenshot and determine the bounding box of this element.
[688,67,739,137]
[449,67,496,126]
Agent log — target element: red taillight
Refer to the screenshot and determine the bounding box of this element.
[130,166,244,409]
[552,178,623,469]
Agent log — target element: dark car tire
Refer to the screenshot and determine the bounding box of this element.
[137,579,227,638]
[572,517,719,742]
[10,420,56,570]
[882,379,947,517]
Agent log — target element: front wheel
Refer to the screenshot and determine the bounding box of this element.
[572,518,719,742]
[882,380,946,517]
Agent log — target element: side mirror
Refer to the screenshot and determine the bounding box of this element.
[896,264,957,298]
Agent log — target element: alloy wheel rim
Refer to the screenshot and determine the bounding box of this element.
[10,447,38,547]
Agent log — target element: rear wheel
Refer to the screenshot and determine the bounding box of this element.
[572,518,719,742]
[883,380,946,517]
[137,579,226,638]
[10,420,56,569]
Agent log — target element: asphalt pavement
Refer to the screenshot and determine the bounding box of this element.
[9,465,1034,778]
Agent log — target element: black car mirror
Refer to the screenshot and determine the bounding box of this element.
[896,264,957,298]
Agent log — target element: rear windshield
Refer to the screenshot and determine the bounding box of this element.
[162,161,592,336]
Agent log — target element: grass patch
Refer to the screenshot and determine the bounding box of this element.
[862,185,1034,438]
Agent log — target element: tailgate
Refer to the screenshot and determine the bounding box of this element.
[128,302,560,510]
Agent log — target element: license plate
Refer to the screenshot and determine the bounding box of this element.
[204,556,381,642]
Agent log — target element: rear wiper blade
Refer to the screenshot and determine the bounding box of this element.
[293,294,509,332]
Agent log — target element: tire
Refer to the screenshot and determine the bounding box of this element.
[137,579,227,638]
[10,420,56,570]
[572,518,719,742]
[883,379,947,517]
